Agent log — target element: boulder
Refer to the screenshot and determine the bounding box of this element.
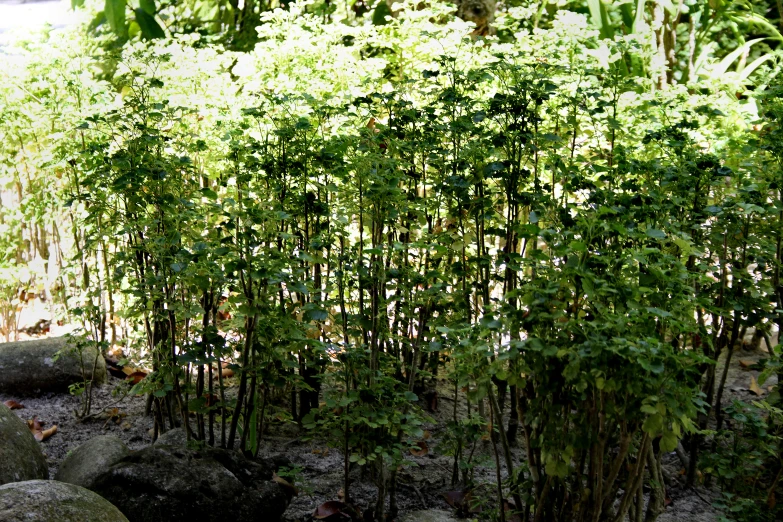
[0,402,48,484]
[90,444,290,522]
[0,337,107,394]
[153,427,188,447]
[55,436,130,490]
[400,510,458,522]
[0,480,128,522]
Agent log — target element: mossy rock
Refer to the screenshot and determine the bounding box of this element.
[90,444,290,522]
[0,402,48,485]
[0,337,106,394]
[0,480,128,522]
[55,436,130,490]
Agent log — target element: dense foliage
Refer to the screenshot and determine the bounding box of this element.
[1,1,783,520]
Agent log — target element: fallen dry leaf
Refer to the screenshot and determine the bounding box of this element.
[739,360,754,369]
[749,375,764,396]
[105,357,127,379]
[272,472,299,497]
[410,440,429,457]
[38,425,57,442]
[27,417,42,432]
[102,408,127,428]
[444,489,474,516]
[3,400,24,410]
[444,489,470,508]
[313,500,351,520]
[27,417,57,442]
[126,371,148,384]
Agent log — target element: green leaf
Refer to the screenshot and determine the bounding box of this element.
[135,8,165,39]
[88,11,107,31]
[302,412,317,430]
[587,0,614,40]
[200,188,218,200]
[104,0,127,36]
[646,307,672,318]
[643,413,663,435]
[372,0,392,26]
[712,38,767,78]
[631,0,646,33]
[646,228,666,240]
[569,241,587,252]
[139,0,156,15]
[660,430,678,453]
[303,307,328,322]
[640,404,658,415]
[545,458,569,478]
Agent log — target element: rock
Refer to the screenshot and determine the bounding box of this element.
[0,337,107,394]
[55,436,130,490]
[153,427,187,446]
[0,480,128,522]
[152,428,292,470]
[90,444,290,522]
[0,402,48,485]
[400,510,458,522]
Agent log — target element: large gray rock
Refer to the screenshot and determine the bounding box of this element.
[90,444,290,522]
[153,427,188,447]
[0,402,48,484]
[0,480,128,522]
[0,336,107,394]
[55,436,130,490]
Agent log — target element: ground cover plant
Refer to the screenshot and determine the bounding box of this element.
[1,0,783,521]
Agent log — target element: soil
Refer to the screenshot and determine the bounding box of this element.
[0,379,153,478]
[2,329,778,522]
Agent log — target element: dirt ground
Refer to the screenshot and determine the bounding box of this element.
[1,334,778,521]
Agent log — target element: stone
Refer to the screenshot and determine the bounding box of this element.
[0,480,128,522]
[0,402,48,485]
[89,444,290,522]
[153,427,187,446]
[0,337,107,394]
[55,435,130,490]
[152,428,292,470]
[400,510,458,522]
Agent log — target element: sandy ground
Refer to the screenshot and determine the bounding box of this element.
[0,377,153,478]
